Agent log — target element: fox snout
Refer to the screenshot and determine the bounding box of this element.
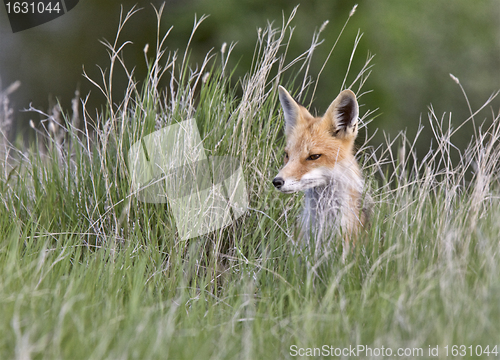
[272,177,284,190]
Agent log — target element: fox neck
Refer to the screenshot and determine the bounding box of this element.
[303,180,346,225]
[301,160,363,236]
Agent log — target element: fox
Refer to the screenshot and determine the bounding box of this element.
[272,85,370,248]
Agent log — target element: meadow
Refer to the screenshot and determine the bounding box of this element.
[0,5,499,359]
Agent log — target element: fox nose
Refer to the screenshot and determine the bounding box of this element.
[272,177,284,189]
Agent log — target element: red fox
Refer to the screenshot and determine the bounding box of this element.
[272,86,370,246]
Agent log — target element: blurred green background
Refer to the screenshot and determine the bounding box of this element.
[0,0,499,155]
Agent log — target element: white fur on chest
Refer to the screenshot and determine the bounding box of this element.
[299,160,364,244]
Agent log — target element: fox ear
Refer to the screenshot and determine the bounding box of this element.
[326,89,359,139]
[278,86,301,135]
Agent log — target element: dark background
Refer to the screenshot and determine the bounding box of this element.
[0,0,499,155]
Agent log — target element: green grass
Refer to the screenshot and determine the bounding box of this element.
[1,5,500,359]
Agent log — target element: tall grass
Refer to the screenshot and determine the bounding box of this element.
[0,4,499,359]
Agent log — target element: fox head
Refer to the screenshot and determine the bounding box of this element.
[272,85,360,193]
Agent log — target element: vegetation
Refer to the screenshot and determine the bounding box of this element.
[0,5,499,359]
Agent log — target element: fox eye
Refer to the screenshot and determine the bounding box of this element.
[307,154,321,161]
[284,152,289,160]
